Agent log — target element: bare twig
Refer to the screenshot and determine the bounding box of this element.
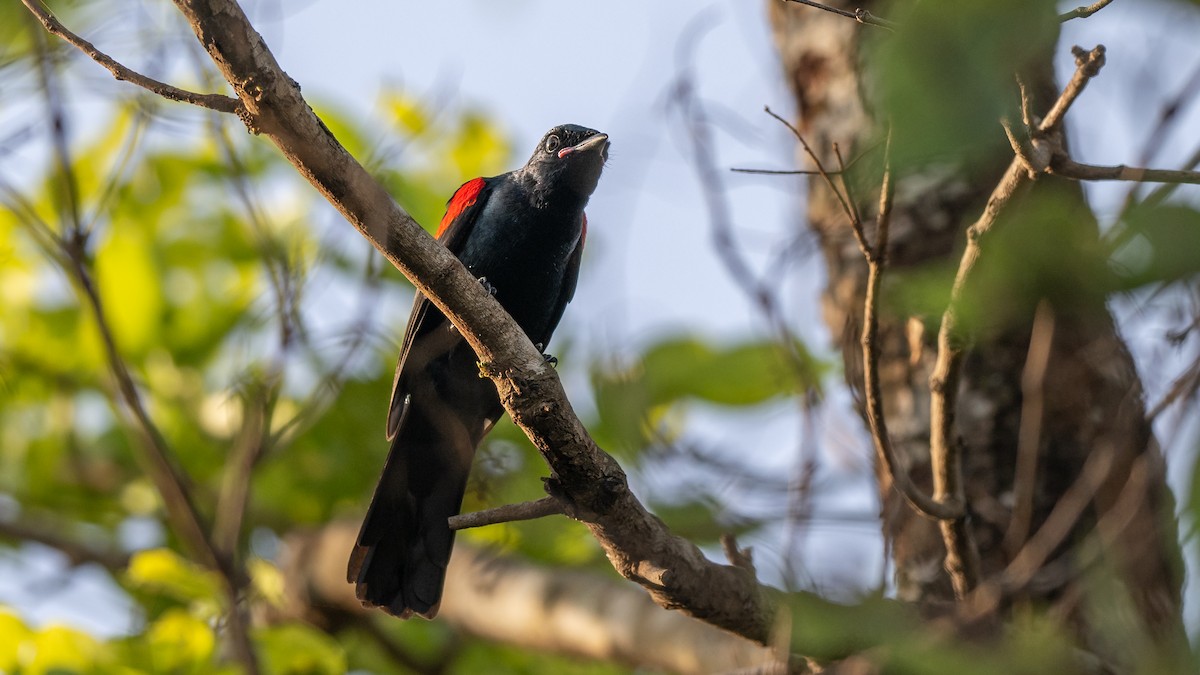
[1049,158,1200,185]
[763,106,869,257]
[860,136,962,521]
[782,0,897,31]
[832,143,863,230]
[449,497,564,530]
[30,19,83,242]
[0,517,130,571]
[731,167,838,176]
[673,64,815,390]
[1003,301,1056,555]
[1040,47,1106,133]
[212,380,276,556]
[20,0,239,114]
[1058,0,1115,22]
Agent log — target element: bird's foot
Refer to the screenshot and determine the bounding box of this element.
[477,276,498,296]
[535,343,558,368]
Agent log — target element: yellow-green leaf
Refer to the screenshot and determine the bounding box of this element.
[94,224,164,354]
[126,548,221,604]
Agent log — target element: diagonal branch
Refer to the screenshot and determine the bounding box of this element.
[1058,0,1115,22]
[164,0,788,648]
[782,0,896,31]
[20,0,239,114]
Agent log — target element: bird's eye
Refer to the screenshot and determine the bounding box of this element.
[545,135,561,153]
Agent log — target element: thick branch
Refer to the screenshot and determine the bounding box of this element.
[167,0,788,647]
[20,0,239,114]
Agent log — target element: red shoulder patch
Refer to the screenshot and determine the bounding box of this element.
[436,177,486,239]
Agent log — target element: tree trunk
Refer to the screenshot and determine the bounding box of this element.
[766,1,1183,663]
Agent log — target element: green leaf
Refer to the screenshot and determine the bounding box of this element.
[1111,204,1200,288]
[590,336,825,453]
[94,221,165,356]
[144,609,217,673]
[24,623,103,675]
[382,90,432,136]
[126,548,222,605]
[870,0,1059,171]
[450,113,511,180]
[255,623,346,675]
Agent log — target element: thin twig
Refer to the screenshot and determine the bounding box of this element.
[449,497,564,530]
[782,0,897,30]
[1049,157,1200,185]
[1040,47,1106,134]
[860,135,962,521]
[1058,0,1115,22]
[763,106,869,257]
[20,0,239,114]
[212,380,275,556]
[1003,301,1056,556]
[0,517,131,570]
[731,167,839,176]
[832,143,863,230]
[673,70,815,388]
[30,19,84,242]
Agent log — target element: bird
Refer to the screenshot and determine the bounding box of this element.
[348,124,609,618]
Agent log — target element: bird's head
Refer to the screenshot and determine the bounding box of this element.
[521,124,609,202]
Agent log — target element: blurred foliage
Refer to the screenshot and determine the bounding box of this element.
[2,1,1199,673]
[0,8,816,673]
[868,0,1058,172]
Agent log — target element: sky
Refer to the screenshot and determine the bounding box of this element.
[4,0,1200,640]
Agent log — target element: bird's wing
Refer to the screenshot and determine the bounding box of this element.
[386,177,492,440]
[541,213,586,347]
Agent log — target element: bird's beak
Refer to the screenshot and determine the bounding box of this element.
[558,133,609,159]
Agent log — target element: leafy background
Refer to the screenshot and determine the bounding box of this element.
[2,0,1200,672]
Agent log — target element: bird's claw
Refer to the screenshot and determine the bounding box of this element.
[534,343,558,368]
[477,276,498,296]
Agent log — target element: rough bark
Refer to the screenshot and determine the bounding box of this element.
[767,0,1183,660]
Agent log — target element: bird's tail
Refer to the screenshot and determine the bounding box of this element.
[348,399,477,619]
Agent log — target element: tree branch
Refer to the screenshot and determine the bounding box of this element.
[20,0,240,114]
[449,497,564,530]
[0,517,130,571]
[860,136,963,521]
[1048,157,1200,185]
[164,0,788,648]
[928,45,1107,598]
[1058,0,1115,22]
[781,0,896,31]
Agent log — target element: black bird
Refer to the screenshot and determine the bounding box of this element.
[348,124,609,618]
